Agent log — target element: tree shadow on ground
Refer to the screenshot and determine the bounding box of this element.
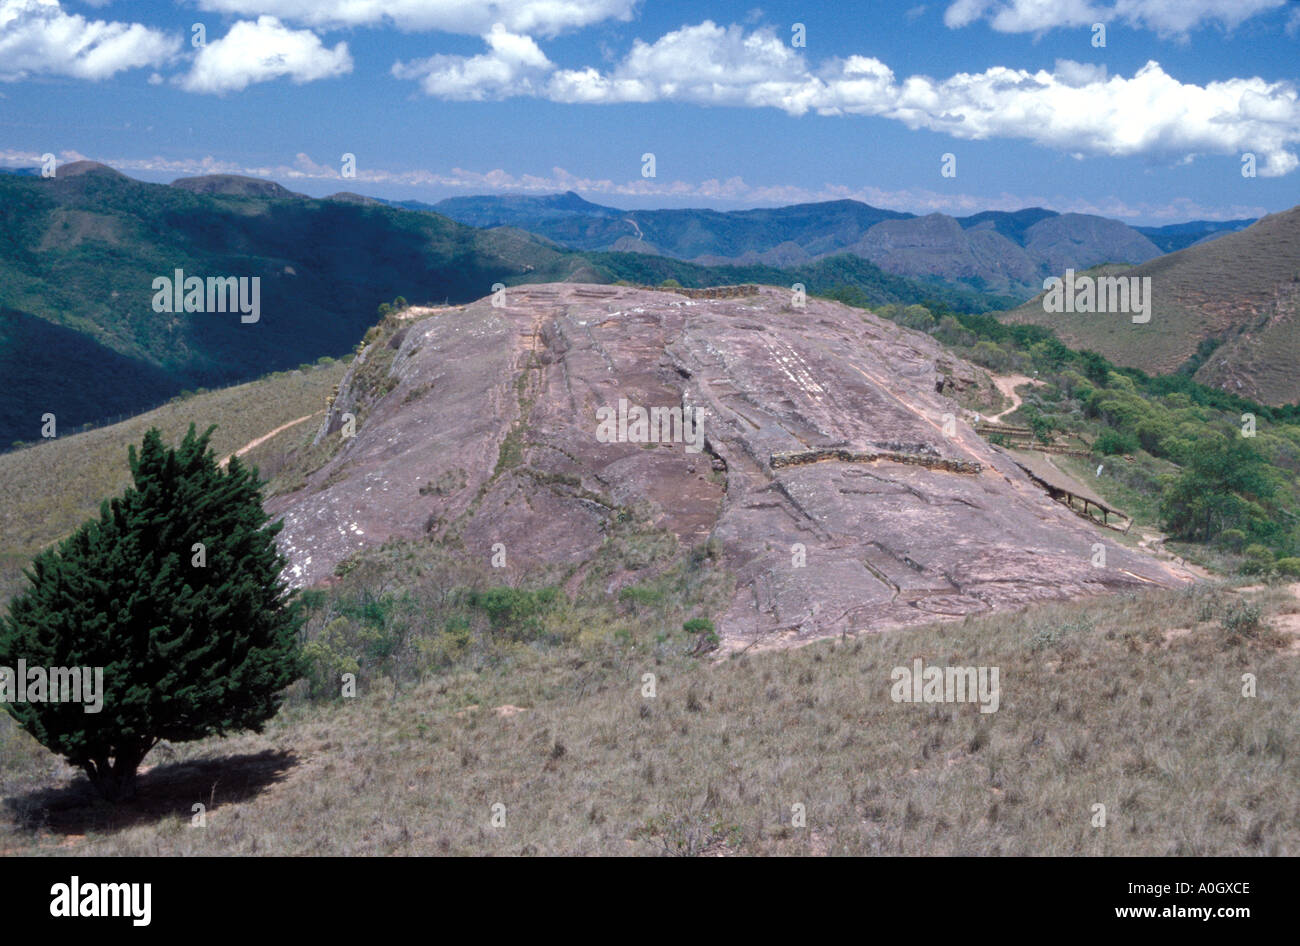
[2,748,298,836]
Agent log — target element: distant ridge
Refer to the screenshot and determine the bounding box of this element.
[56,160,128,179]
[171,174,303,199]
[1135,219,1257,254]
[423,194,1220,297]
[326,192,384,205]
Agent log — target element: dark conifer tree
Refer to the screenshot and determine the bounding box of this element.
[0,425,303,801]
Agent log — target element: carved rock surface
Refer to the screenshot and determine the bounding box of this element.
[268,283,1195,649]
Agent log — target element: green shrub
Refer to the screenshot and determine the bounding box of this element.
[970,340,1015,373]
[0,426,303,800]
[1161,436,1275,544]
[414,615,472,669]
[898,304,935,331]
[1240,544,1275,576]
[302,617,362,700]
[1135,418,1173,454]
[1081,351,1110,386]
[1028,412,1055,444]
[1217,529,1247,553]
[619,583,666,611]
[1220,601,1262,639]
[468,586,561,641]
[934,315,976,348]
[683,617,718,652]
[1274,557,1300,578]
[1095,429,1139,455]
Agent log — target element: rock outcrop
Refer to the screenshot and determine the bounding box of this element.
[268,283,1195,649]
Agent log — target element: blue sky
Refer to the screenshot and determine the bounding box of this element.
[2,0,1298,222]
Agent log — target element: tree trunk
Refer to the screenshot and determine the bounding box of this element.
[83,746,148,802]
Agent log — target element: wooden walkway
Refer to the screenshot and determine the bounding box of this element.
[1007,448,1131,532]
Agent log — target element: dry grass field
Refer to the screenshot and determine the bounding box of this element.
[2,579,1295,856]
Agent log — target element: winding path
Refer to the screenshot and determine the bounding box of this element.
[987,373,1043,423]
[218,412,321,468]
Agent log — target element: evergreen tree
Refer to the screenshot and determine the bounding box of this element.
[0,425,303,801]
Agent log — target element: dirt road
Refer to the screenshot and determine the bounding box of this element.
[218,412,320,468]
[987,374,1043,423]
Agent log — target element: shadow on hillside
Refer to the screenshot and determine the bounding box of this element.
[3,749,299,836]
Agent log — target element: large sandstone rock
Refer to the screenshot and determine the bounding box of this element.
[267,283,1195,649]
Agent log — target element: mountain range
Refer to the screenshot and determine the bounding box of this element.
[420,192,1252,297]
[0,162,588,447]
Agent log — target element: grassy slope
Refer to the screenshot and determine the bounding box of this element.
[0,360,346,602]
[1000,207,1300,405]
[1,583,1294,855]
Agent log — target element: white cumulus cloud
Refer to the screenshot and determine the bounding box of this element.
[859,59,1300,177]
[193,0,637,37]
[396,20,1300,177]
[942,0,1288,36]
[0,0,178,81]
[548,21,818,111]
[179,16,352,93]
[392,23,553,99]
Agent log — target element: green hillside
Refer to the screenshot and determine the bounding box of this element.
[587,251,1019,313]
[1001,207,1300,405]
[852,294,1300,571]
[0,164,580,445]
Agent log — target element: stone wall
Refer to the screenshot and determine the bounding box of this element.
[770,447,982,475]
[641,284,760,299]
